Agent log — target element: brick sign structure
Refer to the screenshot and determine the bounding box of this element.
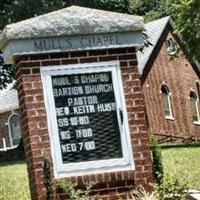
[0,6,153,200]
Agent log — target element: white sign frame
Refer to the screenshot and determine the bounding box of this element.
[41,61,134,178]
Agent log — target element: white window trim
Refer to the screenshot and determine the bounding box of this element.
[41,61,134,178]
[7,113,21,147]
[188,92,200,126]
[160,85,174,120]
[165,116,175,121]
[165,94,174,120]
[166,38,178,56]
[194,121,200,126]
[190,95,200,125]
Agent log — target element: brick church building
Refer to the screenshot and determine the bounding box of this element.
[0,83,21,149]
[0,16,200,150]
[137,16,200,143]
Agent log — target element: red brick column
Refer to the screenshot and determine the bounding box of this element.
[15,47,153,200]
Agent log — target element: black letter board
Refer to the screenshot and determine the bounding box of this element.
[52,71,123,163]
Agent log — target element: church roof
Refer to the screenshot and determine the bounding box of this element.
[137,16,170,75]
[137,16,200,77]
[0,6,144,50]
[0,84,19,113]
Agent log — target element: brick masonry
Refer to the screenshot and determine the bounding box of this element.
[143,32,200,141]
[14,47,153,200]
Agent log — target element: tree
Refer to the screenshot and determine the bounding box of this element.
[0,0,12,29]
[65,0,131,14]
[0,0,65,29]
[171,0,200,59]
[0,52,14,89]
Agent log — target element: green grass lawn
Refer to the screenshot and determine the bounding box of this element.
[162,146,200,189]
[0,161,30,200]
[0,146,199,199]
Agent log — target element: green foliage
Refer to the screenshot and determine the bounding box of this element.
[130,186,158,200]
[130,0,159,16]
[0,0,12,29]
[57,179,95,200]
[43,155,96,200]
[43,153,53,200]
[171,0,200,58]
[130,176,187,200]
[150,136,164,185]
[70,0,174,21]
[155,174,187,200]
[0,64,15,89]
[0,0,65,29]
[65,0,131,14]
[0,52,15,90]
[129,0,174,22]
[129,175,187,200]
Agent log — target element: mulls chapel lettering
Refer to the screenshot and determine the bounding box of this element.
[34,35,120,51]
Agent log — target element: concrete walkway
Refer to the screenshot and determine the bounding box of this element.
[188,189,200,200]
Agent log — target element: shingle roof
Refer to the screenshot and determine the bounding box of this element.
[0,84,19,113]
[137,16,170,75]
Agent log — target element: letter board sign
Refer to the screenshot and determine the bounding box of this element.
[41,61,134,177]
[52,71,122,163]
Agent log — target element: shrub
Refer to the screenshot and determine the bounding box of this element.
[130,186,158,200]
[43,153,53,200]
[155,174,188,200]
[57,179,95,200]
[150,135,164,185]
[129,175,187,200]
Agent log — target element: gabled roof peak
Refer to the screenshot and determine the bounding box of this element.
[137,16,171,75]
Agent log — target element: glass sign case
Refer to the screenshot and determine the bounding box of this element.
[41,61,134,177]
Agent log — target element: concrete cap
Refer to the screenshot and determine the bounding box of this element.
[0,6,144,49]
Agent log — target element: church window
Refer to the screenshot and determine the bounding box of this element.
[161,85,173,119]
[166,38,177,56]
[8,113,22,146]
[189,91,200,123]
